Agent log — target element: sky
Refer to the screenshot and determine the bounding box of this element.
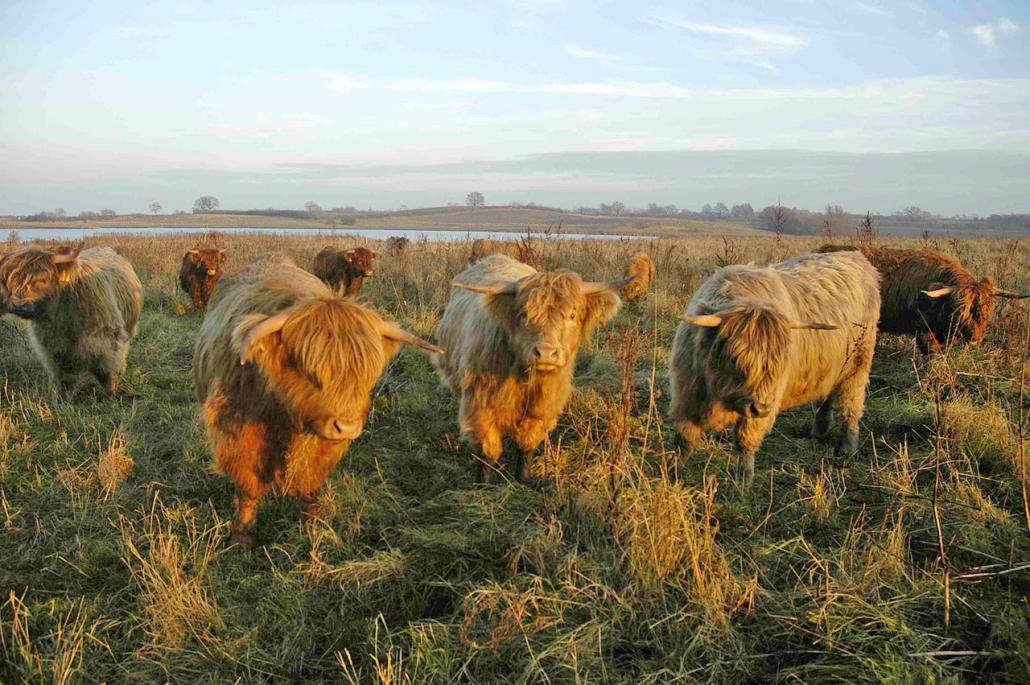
[1,0,1028,215]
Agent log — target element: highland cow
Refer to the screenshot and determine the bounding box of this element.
[0,244,143,394]
[179,248,226,312]
[193,255,440,545]
[387,236,411,258]
[434,254,632,482]
[669,251,880,486]
[819,245,1028,353]
[621,251,656,302]
[312,246,377,296]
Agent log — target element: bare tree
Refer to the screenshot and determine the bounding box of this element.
[857,211,876,243]
[100,209,116,217]
[193,196,220,212]
[149,202,162,215]
[54,208,67,219]
[304,201,322,213]
[466,191,485,208]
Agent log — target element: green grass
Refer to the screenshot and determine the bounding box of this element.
[1,233,1029,683]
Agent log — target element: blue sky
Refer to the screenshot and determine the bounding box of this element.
[1,0,1028,214]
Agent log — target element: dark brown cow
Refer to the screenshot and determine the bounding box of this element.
[387,236,411,258]
[193,255,440,545]
[179,248,226,312]
[819,245,1028,353]
[312,246,377,296]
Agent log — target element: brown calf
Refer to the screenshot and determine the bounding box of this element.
[179,248,226,312]
[312,246,377,296]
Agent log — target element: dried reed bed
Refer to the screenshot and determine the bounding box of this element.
[1,230,1028,682]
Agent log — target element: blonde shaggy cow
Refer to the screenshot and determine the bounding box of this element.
[621,251,656,302]
[0,244,143,394]
[669,250,880,486]
[434,254,632,482]
[194,255,440,545]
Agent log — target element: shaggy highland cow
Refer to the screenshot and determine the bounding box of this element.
[819,245,1028,353]
[193,255,440,545]
[312,246,377,296]
[0,244,143,394]
[178,248,226,312]
[434,254,632,482]
[670,251,880,486]
[621,251,656,302]
[387,236,411,258]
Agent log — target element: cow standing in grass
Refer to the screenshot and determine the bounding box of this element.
[193,255,440,545]
[312,246,377,296]
[179,248,226,313]
[819,244,1028,353]
[621,251,656,302]
[387,236,411,258]
[0,244,142,395]
[670,251,880,486]
[434,254,632,482]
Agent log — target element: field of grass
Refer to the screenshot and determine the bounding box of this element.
[0,207,763,238]
[1,232,1029,683]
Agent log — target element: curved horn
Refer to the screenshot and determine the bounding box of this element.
[452,280,519,296]
[581,275,636,295]
[51,243,84,264]
[994,288,1030,299]
[380,321,443,354]
[790,321,838,330]
[235,311,291,365]
[677,314,724,328]
[921,286,956,298]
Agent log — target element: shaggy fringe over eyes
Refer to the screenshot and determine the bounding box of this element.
[516,271,618,331]
[716,306,792,401]
[0,246,98,300]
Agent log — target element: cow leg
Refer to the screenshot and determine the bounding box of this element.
[675,419,705,451]
[811,393,837,440]
[514,418,549,482]
[836,361,873,460]
[232,487,262,547]
[476,427,503,484]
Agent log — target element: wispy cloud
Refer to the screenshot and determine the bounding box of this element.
[563,44,617,62]
[318,70,367,92]
[852,2,891,18]
[935,29,950,40]
[971,18,1019,47]
[400,101,470,111]
[754,61,781,74]
[389,78,692,97]
[642,14,805,51]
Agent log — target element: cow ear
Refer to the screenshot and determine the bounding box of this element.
[921,283,955,298]
[678,314,723,327]
[583,288,621,333]
[232,311,290,365]
[344,250,356,262]
[187,249,201,262]
[379,320,443,354]
[218,250,227,263]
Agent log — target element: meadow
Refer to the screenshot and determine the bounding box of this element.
[1,231,1029,683]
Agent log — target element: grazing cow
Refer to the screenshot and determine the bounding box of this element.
[621,251,656,302]
[469,238,520,263]
[819,244,1028,353]
[0,244,143,394]
[387,236,411,258]
[179,248,226,312]
[669,251,880,486]
[434,254,632,482]
[312,246,378,296]
[193,255,440,545]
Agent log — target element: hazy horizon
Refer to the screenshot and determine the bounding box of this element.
[3,1,1028,216]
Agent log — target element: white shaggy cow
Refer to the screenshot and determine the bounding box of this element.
[669,250,881,485]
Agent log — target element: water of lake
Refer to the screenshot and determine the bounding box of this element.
[1,226,644,243]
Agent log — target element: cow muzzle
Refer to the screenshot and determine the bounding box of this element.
[529,342,565,372]
[207,269,218,276]
[364,270,374,278]
[8,301,44,320]
[313,418,364,442]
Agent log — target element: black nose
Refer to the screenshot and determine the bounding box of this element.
[749,402,771,418]
[10,302,40,319]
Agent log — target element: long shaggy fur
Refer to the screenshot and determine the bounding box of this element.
[178,248,225,312]
[0,245,142,394]
[434,254,622,480]
[469,238,520,263]
[621,251,656,301]
[194,254,409,541]
[669,251,880,484]
[819,244,995,352]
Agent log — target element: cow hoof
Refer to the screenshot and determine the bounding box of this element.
[478,461,495,484]
[835,430,859,459]
[228,530,254,548]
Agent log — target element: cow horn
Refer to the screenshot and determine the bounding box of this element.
[452,280,519,295]
[994,288,1030,299]
[51,243,84,264]
[678,314,724,327]
[581,275,636,295]
[380,321,443,354]
[921,286,956,298]
[236,311,291,365]
[790,321,838,330]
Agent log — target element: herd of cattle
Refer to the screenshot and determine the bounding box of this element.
[0,239,1025,544]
